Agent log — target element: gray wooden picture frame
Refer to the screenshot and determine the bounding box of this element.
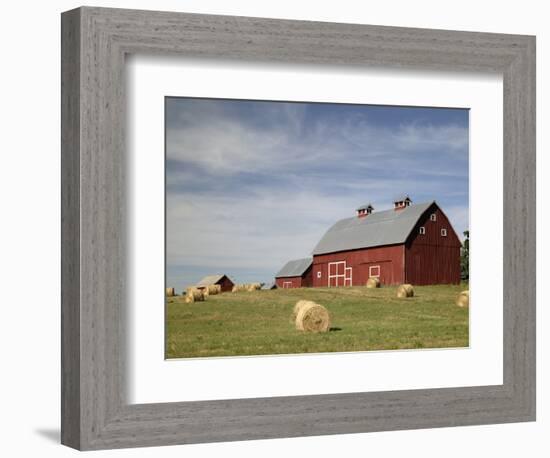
[61,6,536,451]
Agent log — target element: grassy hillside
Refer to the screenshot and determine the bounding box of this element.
[166,284,469,359]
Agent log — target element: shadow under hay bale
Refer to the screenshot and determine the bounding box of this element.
[397,284,414,298]
[366,277,380,288]
[456,290,469,307]
[294,300,331,332]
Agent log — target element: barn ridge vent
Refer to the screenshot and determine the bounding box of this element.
[393,194,412,210]
[356,203,374,218]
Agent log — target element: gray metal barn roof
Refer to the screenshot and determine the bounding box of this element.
[196,274,232,287]
[275,257,312,278]
[312,201,435,255]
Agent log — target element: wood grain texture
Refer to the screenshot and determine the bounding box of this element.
[61,6,536,450]
[60,7,81,450]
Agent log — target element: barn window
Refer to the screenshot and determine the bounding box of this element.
[369,265,380,278]
[317,271,322,279]
[430,213,437,221]
[419,226,426,235]
[441,228,447,236]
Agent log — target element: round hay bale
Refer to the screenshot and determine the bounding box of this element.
[186,289,205,302]
[295,301,331,332]
[213,284,222,294]
[184,285,199,295]
[166,287,175,297]
[292,300,316,321]
[456,290,469,307]
[366,277,380,288]
[396,284,414,298]
[203,284,220,296]
[209,284,219,295]
[246,282,261,292]
[232,284,246,293]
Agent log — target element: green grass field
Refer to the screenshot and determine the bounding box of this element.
[166,284,469,359]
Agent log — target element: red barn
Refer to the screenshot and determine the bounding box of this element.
[275,257,312,288]
[196,274,235,292]
[311,196,462,286]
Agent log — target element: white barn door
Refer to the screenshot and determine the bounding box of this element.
[328,261,352,287]
[344,267,352,286]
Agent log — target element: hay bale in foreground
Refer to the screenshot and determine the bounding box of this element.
[456,290,469,307]
[295,301,331,332]
[366,277,380,288]
[185,289,205,303]
[166,287,175,297]
[397,284,414,298]
[292,300,316,321]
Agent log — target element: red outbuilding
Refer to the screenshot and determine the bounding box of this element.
[196,274,235,292]
[310,196,462,286]
[274,257,312,289]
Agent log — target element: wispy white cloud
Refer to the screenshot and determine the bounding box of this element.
[166,102,468,178]
[166,190,350,272]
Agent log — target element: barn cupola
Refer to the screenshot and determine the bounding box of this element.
[356,203,374,218]
[393,195,412,210]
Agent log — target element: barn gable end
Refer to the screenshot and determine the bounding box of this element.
[404,203,462,285]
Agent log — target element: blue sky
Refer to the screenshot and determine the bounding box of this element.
[166,98,469,289]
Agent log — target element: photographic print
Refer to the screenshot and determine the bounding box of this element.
[165,97,469,359]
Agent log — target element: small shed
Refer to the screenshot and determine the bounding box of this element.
[261,281,277,290]
[196,274,235,293]
[274,257,313,289]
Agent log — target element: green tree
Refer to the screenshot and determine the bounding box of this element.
[461,230,469,281]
